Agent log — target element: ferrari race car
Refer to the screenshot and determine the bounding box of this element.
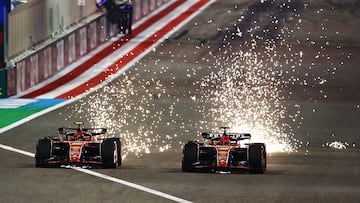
[35,121,122,168]
[182,127,266,173]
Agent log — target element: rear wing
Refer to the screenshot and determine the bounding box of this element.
[58,121,107,135]
[58,127,107,135]
[201,132,251,141]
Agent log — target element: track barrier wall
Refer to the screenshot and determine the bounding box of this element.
[0,69,6,97]
[5,0,170,97]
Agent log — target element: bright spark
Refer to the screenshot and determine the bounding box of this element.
[196,41,297,153]
[62,0,352,156]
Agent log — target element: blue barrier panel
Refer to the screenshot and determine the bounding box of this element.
[96,0,109,8]
[0,0,10,69]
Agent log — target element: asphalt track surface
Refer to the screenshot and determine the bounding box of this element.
[1,0,360,202]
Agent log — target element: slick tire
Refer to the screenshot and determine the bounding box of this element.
[249,143,266,174]
[182,142,198,172]
[35,139,52,168]
[109,138,122,166]
[101,139,118,168]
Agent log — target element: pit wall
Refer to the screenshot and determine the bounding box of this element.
[6,0,169,97]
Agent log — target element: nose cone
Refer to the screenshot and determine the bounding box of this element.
[71,156,80,162]
[217,149,229,167]
[70,145,81,162]
[218,160,227,167]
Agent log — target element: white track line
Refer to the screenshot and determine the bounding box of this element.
[0,143,192,203]
[0,144,35,157]
[73,167,192,203]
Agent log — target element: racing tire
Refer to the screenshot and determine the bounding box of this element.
[182,141,198,172]
[35,139,52,168]
[109,138,122,166]
[249,143,266,174]
[101,139,118,168]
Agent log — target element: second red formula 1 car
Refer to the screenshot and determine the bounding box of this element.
[182,127,266,173]
[35,121,121,168]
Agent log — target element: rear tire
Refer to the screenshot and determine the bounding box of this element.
[35,139,52,168]
[182,142,198,172]
[109,138,122,166]
[101,139,118,168]
[249,143,266,174]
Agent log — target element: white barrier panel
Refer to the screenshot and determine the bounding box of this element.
[157,0,162,7]
[7,67,16,96]
[56,40,64,71]
[89,22,97,50]
[108,22,117,37]
[30,54,39,87]
[43,47,52,79]
[79,27,88,56]
[134,0,142,22]
[16,60,26,92]
[100,16,107,43]
[68,33,76,64]
[150,0,156,11]
[142,0,149,16]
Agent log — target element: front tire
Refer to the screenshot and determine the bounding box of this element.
[101,139,118,168]
[182,142,198,172]
[35,139,52,168]
[249,143,266,174]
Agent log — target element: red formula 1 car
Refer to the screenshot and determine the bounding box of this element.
[35,121,121,168]
[182,127,266,173]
